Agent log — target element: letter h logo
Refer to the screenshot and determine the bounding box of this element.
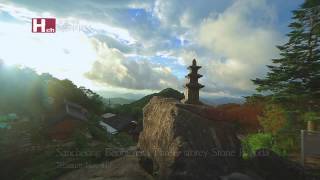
[32,18,56,33]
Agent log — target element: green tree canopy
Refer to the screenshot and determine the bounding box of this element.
[0,65,105,117]
[253,0,320,111]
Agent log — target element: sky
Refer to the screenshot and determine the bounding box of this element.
[0,0,304,99]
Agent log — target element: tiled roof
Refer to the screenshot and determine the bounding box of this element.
[102,114,136,131]
[48,100,88,125]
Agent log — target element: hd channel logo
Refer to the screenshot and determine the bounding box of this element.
[32,18,56,33]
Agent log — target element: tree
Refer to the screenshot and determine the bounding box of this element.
[253,0,320,111]
[258,104,287,135]
[48,79,105,114]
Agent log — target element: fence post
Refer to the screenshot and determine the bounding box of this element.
[301,130,305,166]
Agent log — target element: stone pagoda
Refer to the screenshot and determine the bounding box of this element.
[182,59,204,104]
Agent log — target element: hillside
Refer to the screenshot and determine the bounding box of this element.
[0,65,136,180]
[111,97,135,105]
[201,97,244,105]
[102,97,135,107]
[112,88,184,118]
[129,88,184,109]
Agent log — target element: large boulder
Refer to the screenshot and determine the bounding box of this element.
[138,96,242,180]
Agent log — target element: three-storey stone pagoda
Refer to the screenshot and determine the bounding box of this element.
[182,59,204,104]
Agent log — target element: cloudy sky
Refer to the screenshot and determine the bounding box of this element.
[0,0,304,99]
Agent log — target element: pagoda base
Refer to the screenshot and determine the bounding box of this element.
[181,98,203,105]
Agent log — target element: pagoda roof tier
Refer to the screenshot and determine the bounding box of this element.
[185,83,205,89]
[187,59,201,70]
[187,65,201,70]
[185,73,203,78]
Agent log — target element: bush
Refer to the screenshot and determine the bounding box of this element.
[88,124,108,142]
[258,104,287,135]
[73,130,88,150]
[110,133,135,147]
[242,132,294,158]
[302,111,320,124]
[273,132,298,156]
[242,133,273,158]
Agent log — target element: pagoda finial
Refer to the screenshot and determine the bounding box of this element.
[192,59,197,66]
[182,58,204,105]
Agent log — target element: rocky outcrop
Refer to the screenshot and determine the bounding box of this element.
[57,96,317,180]
[138,96,242,180]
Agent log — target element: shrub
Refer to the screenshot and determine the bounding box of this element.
[258,104,287,135]
[110,133,135,147]
[205,103,263,132]
[302,111,320,122]
[242,132,294,158]
[88,124,108,142]
[242,133,273,158]
[73,130,88,150]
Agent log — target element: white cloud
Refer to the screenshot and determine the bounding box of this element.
[175,50,199,66]
[0,0,295,97]
[85,38,180,90]
[0,3,38,22]
[0,21,97,89]
[197,0,283,95]
[0,3,136,45]
[153,0,230,29]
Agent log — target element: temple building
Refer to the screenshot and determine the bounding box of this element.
[182,59,204,104]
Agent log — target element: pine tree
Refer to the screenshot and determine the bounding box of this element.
[253,0,320,111]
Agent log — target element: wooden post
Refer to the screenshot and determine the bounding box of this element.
[307,121,316,131]
[301,130,305,166]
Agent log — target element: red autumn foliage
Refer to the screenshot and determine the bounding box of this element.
[203,103,263,132]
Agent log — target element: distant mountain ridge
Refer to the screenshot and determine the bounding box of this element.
[113,88,184,119]
[97,90,145,100]
[201,97,244,105]
[126,88,184,110]
[98,88,244,106]
[103,97,135,106]
[107,88,245,120]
